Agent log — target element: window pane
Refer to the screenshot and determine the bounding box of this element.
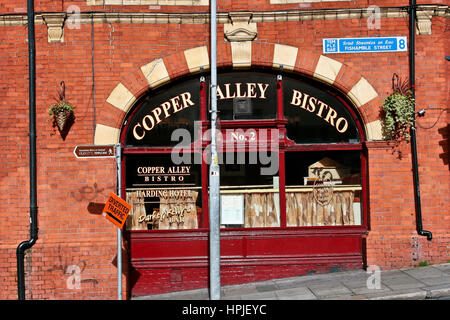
[285,151,362,226]
[219,152,280,228]
[210,72,277,120]
[125,153,203,230]
[124,77,201,147]
[283,75,360,144]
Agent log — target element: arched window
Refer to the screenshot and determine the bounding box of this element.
[281,74,365,227]
[121,71,367,231]
[124,77,201,147]
[283,74,360,144]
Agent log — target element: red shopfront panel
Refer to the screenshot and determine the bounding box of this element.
[129,227,364,296]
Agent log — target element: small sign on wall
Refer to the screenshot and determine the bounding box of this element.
[73,145,116,158]
[323,36,407,54]
[220,194,244,225]
[102,193,131,229]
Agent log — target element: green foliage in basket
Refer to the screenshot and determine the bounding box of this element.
[48,101,74,117]
[382,90,415,141]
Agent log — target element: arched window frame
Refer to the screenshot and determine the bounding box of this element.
[120,70,368,231]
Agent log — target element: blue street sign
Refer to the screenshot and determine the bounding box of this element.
[323,37,407,54]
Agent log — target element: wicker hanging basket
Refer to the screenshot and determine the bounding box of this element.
[53,108,73,131]
[49,81,74,133]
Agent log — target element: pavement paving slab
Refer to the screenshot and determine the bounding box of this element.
[274,287,316,300]
[222,283,258,297]
[403,266,446,279]
[256,283,278,292]
[381,271,427,290]
[417,275,450,286]
[433,264,450,275]
[342,276,376,289]
[349,284,392,296]
[307,282,353,298]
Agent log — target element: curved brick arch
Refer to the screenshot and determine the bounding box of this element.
[94,43,383,145]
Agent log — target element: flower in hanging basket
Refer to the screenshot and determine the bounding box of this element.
[49,101,74,131]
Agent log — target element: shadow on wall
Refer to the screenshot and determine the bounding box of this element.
[111,246,141,298]
[50,112,75,141]
[88,197,140,296]
[87,202,105,215]
[438,124,449,169]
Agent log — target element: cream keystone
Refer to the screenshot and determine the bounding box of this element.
[347,77,378,107]
[231,41,252,68]
[273,44,298,71]
[313,55,342,85]
[140,58,170,88]
[94,124,120,145]
[365,119,383,141]
[106,82,136,114]
[184,46,210,73]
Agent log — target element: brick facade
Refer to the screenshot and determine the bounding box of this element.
[0,1,448,299]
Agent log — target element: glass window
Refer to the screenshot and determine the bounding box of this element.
[219,152,280,228]
[283,75,359,144]
[285,151,362,226]
[124,77,201,147]
[211,72,278,120]
[122,72,366,232]
[125,153,203,230]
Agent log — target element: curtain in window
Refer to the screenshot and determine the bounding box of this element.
[158,190,199,229]
[126,191,147,230]
[286,191,356,226]
[244,193,279,228]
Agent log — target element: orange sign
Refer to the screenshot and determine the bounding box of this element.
[102,193,131,229]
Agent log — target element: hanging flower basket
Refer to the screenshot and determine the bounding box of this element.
[382,92,415,141]
[49,101,74,131]
[381,74,415,141]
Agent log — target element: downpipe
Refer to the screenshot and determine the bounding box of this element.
[17,0,38,300]
[409,0,432,241]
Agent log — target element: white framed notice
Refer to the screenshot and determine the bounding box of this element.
[220,194,245,225]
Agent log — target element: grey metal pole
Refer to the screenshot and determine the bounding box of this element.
[209,0,221,300]
[116,143,123,300]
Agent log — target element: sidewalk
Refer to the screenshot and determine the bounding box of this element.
[133,263,450,300]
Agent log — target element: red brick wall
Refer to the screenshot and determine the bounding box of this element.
[0,25,33,299]
[0,2,448,299]
[2,0,449,15]
[365,17,450,270]
[1,1,434,14]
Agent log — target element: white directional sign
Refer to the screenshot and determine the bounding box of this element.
[73,145,116,159]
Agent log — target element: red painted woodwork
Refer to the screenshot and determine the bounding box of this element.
[129,227,365,296]
[279,151,287,227]
[277,75,283,120]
